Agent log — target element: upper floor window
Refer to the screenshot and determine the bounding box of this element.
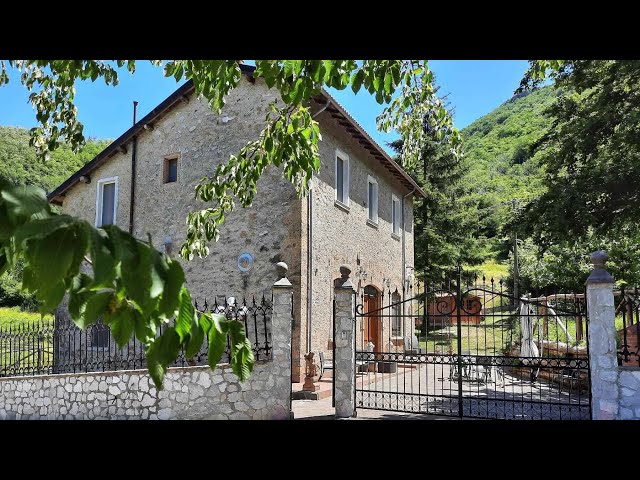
[335,149,350,207]
[367,175,378,224]
[163,154,179,184]
[392,194,401,237]
[95,177,118,227]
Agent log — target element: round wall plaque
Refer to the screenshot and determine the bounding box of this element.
[238,252,254,272]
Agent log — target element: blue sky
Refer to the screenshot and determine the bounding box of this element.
[0,60,529,153]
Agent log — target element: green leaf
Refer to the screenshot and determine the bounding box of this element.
[1,184,50,222]
[12,215,76,247]
[351,69,365,94]
[157,258,185,318]
[185,314,205,359]
[76,290,114,329]
[108,227,155,312]
[207,313,228,369]
[228,320,254,382]
[105,305,135,349]
[146,326,181,388]
[89,227,116,288]
[67,273,92,315]
[134,313,156,344]
[146,353,166,390]
[175,287,194,341]
[22,224,88,312]
[384,71,392,95]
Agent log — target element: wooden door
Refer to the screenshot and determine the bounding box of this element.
[363,286,381,352]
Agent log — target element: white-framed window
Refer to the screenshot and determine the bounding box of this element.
[95,176,118,227]
[367,175,378,224]
[392,194,401,237]
[391,291,402,336]
[335,149,350,207]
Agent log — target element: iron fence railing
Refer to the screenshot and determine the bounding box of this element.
[616,286,640,367]
[0,295,272,378]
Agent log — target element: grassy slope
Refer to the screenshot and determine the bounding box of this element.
[0,307,52,327]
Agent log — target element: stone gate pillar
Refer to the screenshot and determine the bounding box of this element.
[271,262,294,419]
[333,265,357,418]
[586,251,619,420]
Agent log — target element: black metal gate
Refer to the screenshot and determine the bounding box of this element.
[354,269,591,420]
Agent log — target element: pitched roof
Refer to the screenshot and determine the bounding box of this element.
[48,64,424,204]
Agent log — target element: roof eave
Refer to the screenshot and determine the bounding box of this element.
[316,88,426,198]
[47,63,258,204]
[47,63,424,204]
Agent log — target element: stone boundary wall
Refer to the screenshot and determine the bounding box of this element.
[0,264,295,421]
[0,362,291,420]
[587,251,640,420]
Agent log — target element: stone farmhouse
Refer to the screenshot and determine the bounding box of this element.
[48,64,424,382]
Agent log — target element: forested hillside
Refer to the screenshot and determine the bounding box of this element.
[0,126,109,193]
[0,126,109,308]
[461,86,557,260]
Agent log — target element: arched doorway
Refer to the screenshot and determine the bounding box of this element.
[363,285,382,352]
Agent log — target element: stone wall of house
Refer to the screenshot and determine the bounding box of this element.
[0,362,290,420]
[296,106,416,377]
[58,76,305,366]
[56,75,417,383]
[62,147,132,232]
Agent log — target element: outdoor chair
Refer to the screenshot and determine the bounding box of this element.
[318,351,333,381]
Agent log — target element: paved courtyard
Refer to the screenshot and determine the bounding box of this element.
[293,396,458,420]
[293,361,589,420]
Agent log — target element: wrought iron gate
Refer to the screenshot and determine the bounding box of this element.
[354,269,591,420]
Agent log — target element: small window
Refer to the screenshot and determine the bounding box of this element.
[392,292,402,336]
[392,195,401,236]
[335,149,349,207]
[95,177,118,227]
[163,155,179,184]
[367,176,378,224]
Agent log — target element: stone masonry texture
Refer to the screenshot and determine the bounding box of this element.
[334,283,356,418]
[57,75,416,383]
[60,77,301,312]
[0,282,293,420]
[296,106,416,380]
[587,268,640,420]
[0,363,289,420]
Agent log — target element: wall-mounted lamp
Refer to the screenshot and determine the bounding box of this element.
[163,235,173,256]
[79,174,91,184]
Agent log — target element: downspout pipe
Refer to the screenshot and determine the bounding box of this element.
[129,101,138,234]
[401,187,416,299]
[303,98,331,357]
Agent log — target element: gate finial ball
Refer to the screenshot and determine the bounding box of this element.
[340,265,352,279]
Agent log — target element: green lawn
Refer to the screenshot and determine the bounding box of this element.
[0,307,52,328]
[419,313,516,355]
[0,308,54,374]
[419,305,591,355]
[467,259,509,283]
